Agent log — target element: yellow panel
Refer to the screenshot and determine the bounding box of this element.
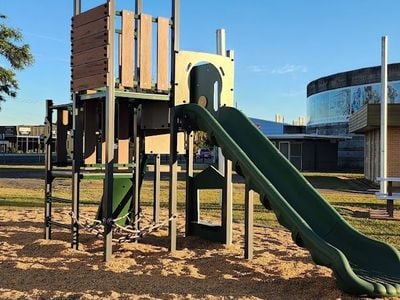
[174,51,234,107]
[118,102,130,166]
[145,133,185,154]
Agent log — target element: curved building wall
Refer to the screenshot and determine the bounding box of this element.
[306,63,400,170]
[307,80,400,126]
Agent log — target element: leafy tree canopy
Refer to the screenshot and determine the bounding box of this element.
[0,15,34,108]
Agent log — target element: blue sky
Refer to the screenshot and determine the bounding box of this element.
[1,0,400,125]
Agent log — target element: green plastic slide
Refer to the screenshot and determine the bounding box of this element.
[174,103,400,297]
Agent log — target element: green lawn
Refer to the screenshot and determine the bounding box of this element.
[0,171,399,249]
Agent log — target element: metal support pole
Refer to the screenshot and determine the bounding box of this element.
[135,0,143,81]
[222,158,233,246]
[168,0,180,252]
[71,95,83,249]
[44,99,53,240]
[103,0,116,262]
[153,154,161,224]
[216,29,226,204]
[172,0,180,52]
[169,112,178,252]
[185,131,194,235]
[380,36,388,195]
[132,107,140,229]
[216,29,226,56]
[73,0,81,16]
[70,0,82,251]
[244,182,254,259]
[387,181,394,217]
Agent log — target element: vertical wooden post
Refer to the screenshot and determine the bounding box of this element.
[103,0,116,262]
[44,99,53,240]
[244,182,254,259]
[222,158,233,246]
[153,154,161,223]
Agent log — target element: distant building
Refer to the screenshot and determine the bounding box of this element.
[349,104,400,184]
[307,63,400,170]
[250,118,345,171]
[0,125,47,153]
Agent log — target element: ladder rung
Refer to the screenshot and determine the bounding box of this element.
[49,220,71,230]
[49,197,72,204]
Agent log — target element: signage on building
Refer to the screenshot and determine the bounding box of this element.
[18,127,31,135]
[0,126,17,138]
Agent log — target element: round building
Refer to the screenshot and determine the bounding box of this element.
[306,63,400,170]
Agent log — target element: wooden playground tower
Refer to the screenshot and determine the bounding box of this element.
[44,0,251,262]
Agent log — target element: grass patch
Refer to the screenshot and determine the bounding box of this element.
[0,172,399,250]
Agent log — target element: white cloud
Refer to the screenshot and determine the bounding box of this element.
[270,64,308,74]
[247,65,269,73]
[247,64,308,74]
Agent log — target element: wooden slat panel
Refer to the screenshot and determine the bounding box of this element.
[72,59,108,79]
[72,31,108,54]
[72,74,107,92]
[72,3,109,28]
[139,14,152,90]
[84,101,98,165]
[157,17,169,91]
[121,10,135,88]
[118,102,129,166]
[71,46,108,67]
[72,18,108,41]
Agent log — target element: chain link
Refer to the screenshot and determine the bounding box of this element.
[69,211,177,243]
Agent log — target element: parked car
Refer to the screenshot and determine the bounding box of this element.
[197,148,212,159]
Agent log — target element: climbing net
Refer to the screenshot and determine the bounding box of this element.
[69,210,176,243]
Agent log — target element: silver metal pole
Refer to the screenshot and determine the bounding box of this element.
[103,0,116,262]
[216,28,226,173]
[216,29,226,57]
[44,99,53,240]
[135,0,143,80]
[244,182,254,259]
[380,36,388,194]
[168,0,180,253]
[73,0,81,16]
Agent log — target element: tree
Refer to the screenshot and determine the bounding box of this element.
[0,15,33,108]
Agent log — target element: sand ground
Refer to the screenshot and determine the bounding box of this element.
[0,206,364,300]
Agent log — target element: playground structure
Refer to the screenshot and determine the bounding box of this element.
[44,0,236,260]
[44,0,400,297]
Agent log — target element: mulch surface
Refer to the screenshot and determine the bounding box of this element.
[0,207,355,299]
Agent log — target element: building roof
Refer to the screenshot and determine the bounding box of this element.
[349,103,400,133]
[250,118,284,135]
[267,134,349,141]
[307,63,400,97]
